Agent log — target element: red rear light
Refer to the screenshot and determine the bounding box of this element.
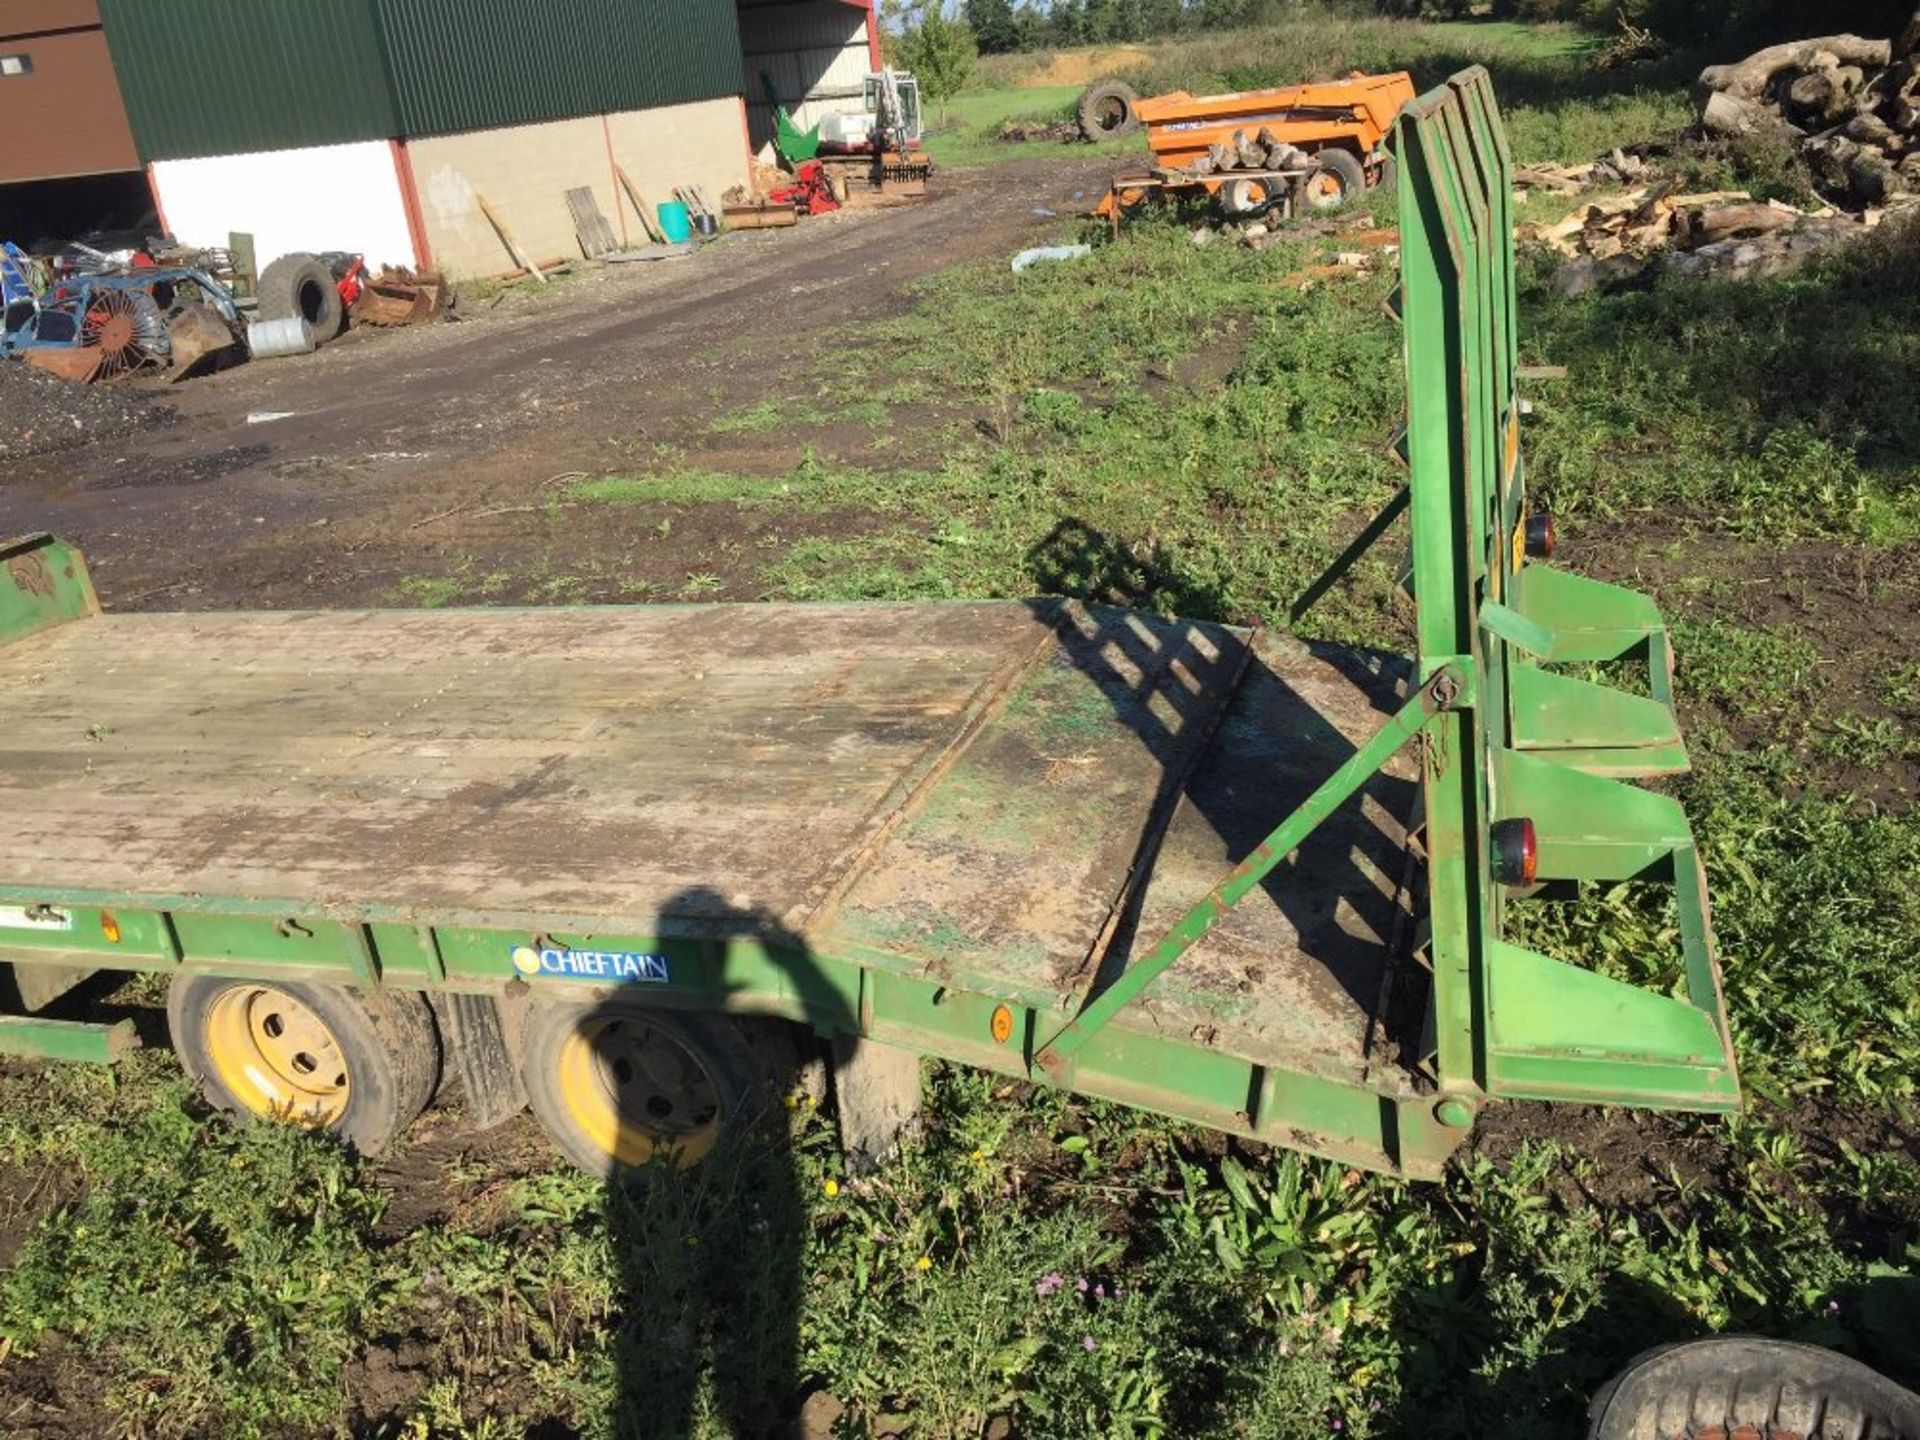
[1524,512,1556,560]
[1490,818,1538,886]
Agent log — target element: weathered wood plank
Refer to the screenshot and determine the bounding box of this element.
[0,604,1055,931]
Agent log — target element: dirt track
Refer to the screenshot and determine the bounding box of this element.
[0,156,1113,610]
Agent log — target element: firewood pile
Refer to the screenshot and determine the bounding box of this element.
[1163,127,1313,181]
[1521,180,1878,291]
[1695,12,1920,208]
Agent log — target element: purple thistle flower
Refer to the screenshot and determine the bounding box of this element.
[1075,1276,1090,1293]
[1035,1272,1065,1298]
[1082,1334,1097,1352]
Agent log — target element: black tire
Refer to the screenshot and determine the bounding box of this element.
[167,976,440,1157]
[1588,1337,1920,1440]
[1078,80,1142,141]
[1377,151,1398,197]
[256,251,345,343]
[519,998,788,1179]
[1302,147,1367,211]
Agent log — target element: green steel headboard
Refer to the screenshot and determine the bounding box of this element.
[1393,68,1739,1114]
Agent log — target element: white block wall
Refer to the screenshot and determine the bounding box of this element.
[152,141,420,273]
[409,96,748,279]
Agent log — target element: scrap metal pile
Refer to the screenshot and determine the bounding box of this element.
[1,243,245,384]
[1,238,452,387]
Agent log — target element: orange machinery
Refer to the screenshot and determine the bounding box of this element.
[1095,70,1416,223]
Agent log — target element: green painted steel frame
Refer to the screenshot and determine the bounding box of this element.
[0,880,1464,1178]
[0,72,1739,1181]
[1389,69,1737,1114]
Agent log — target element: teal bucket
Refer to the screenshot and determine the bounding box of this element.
[657,201,692,244]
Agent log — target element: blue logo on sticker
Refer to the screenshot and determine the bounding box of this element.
[510,945,669,983]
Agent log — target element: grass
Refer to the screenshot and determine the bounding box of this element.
[5,15,1920,1440]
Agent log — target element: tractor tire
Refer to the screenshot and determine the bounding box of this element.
[1377,151,1398,196]
[1588,1337,1920,1439]
[519,997,794,1180]
[256,251,345,343]
[167,976,440,1157]
[1078,80,1142,141]
[1302,147,1367,211]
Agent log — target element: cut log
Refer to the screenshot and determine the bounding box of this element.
[1233,129,1265,169]
[1677,201,1800,248]
[1698,35,1892,99]
[1805,134,1863,193]
[1786,70,1849,124]
[1845,110,1898,146]
[1700,89,1800,139]
[1847,149,1899,203]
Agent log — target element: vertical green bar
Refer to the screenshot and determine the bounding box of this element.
[1392,101,1482,1089]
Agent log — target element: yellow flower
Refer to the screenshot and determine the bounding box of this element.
[823,1179,840,1198]
[970,1148,985,1164]
[915,1255,933,1272]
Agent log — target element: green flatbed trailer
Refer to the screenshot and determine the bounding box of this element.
[0,71,1739,1179]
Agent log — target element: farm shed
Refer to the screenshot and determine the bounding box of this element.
[0,0,152,247]
[92,0,757,278]
[739,0,881,160]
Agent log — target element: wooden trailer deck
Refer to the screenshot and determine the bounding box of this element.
[0,600,1419,1087]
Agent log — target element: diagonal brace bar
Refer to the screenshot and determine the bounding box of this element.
[1034,664,1463,1079]
[1289,483,1409,623]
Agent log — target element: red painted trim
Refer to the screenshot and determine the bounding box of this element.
[145,162,171,239]
[864,0,882,71]
[390,138,433,273]
[602,113,628,247]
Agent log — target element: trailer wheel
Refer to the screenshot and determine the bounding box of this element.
[256,252,345,343]
[167,977,439,1156]
[1303,148,1367,211]
[1588,1337,1920,1439]
[1077,80,1141,141]
[519,999,778,1178]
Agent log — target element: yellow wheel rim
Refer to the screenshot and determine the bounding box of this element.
[203,986,352,1127]
[557,1016,722,1169]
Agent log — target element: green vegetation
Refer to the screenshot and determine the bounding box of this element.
[950,0,1909,56]
[5,17,1920,1440]
[895,4,980,122]
[944,16,1689,168]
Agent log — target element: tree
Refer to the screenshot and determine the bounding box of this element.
[965,0,1022,54]
[897,7,978,122]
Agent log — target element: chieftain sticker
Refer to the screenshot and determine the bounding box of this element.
[510,945,670,983]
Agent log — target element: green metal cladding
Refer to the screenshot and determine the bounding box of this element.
[99,0,744,162]
[101,0,399,160]
[379,0,743,141]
